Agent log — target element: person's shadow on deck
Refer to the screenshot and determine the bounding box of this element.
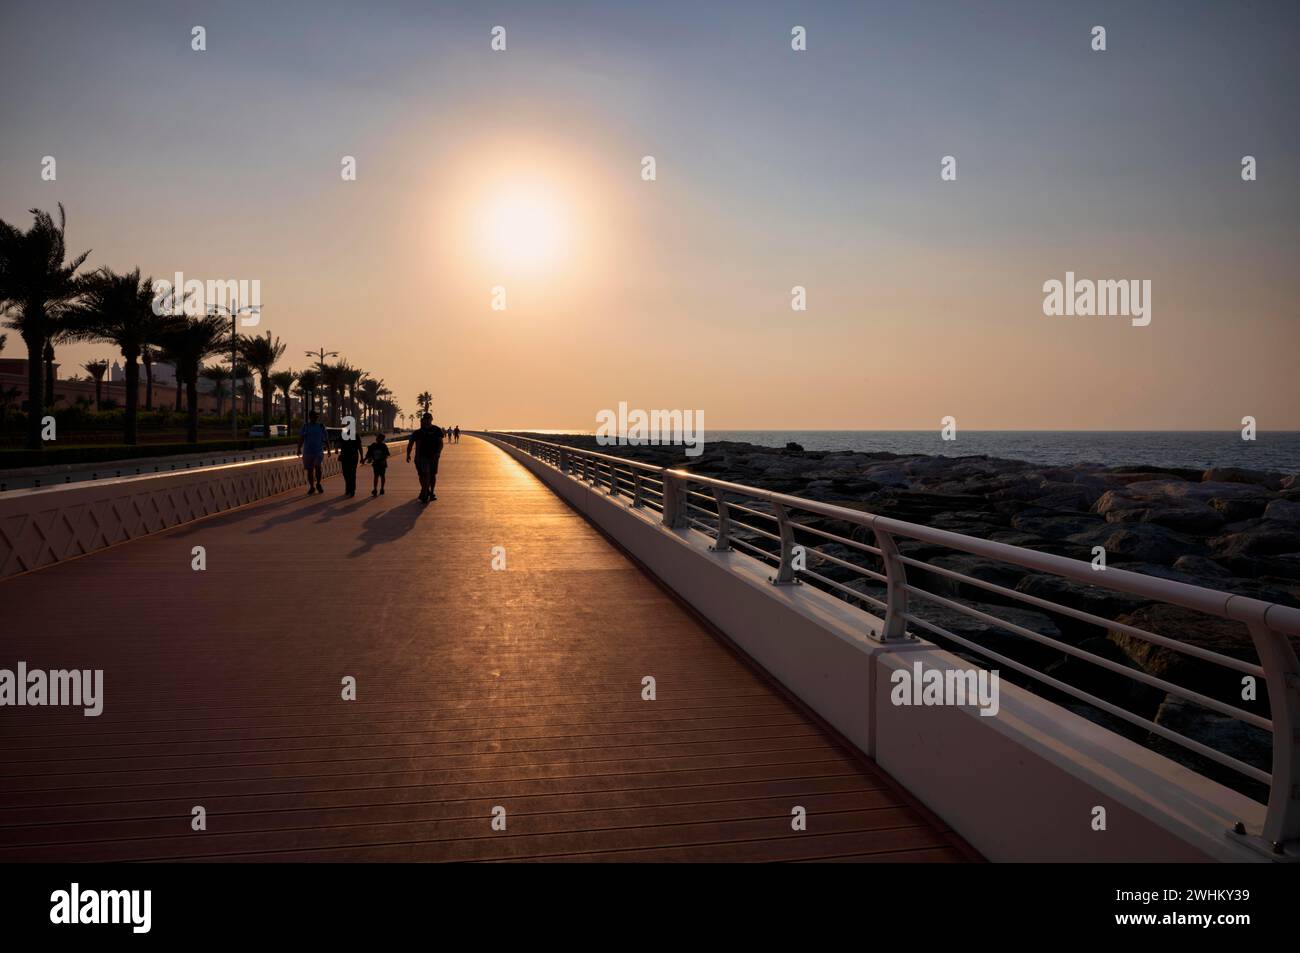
[349,500,425,557]
[247,497,340,534]
[315,498,370,523]
[168,494,330,537]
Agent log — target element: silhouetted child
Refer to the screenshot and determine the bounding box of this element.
[364,433,390,496]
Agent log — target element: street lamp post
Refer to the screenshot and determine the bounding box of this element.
[306,346,338,417]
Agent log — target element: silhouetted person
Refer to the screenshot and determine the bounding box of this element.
[364,433,390,496]
[406,412,445,503]
[453,425,460,443]
[297,411,328,495]
[339,429,361,497]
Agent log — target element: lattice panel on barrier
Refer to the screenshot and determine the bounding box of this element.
[0,456,338,579]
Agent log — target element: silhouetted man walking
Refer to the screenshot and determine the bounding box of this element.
[406,413,444,503]
[297,411,329,495]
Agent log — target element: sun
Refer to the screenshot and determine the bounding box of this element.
[477,184,568,273]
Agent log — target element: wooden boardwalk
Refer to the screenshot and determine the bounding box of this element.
[0,436,972,862]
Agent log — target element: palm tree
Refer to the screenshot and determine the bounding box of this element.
[358,377,382,431]
[200,364,229,417]
[156,315,227,443]
[416,391,433,415]
[296,368,321,416]
[82,359,109,409]
[0,204,91,449]
[62,267,163,445]
[318,361,345,425]
[239,331,286,433]
[270,369,297,433]
[341,364,363,424]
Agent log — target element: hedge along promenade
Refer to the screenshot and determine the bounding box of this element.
[0,436,301,471]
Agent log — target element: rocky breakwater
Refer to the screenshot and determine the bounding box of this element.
[518,434,1300,791]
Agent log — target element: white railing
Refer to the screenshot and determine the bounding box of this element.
[480,431,1300,855]
[0,444,301,493]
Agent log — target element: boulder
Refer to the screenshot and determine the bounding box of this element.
[1202,467,1284,491]
[1264,499,1300,524]
[1209,496,1270,522]
[1095,490,1226,533]
[1039,482,1104,510]
[1209,522,1300,559]
[904,596,1067,667]
[1013,573,1150,637]
[1149,693,1271,787]
[861,464,911,488]
[1095,482,1239,534]
[1069,523,1204,565]
[1171,554,1233,581]
[1111,465,1203,481]
[1107,605,1259,699]
[1042,636,1166,714]
[915,554,1031,605]
[1108,471,1193,486]
[1010,511,1106,540]
[924,512,1008,538]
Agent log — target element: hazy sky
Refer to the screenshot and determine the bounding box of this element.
[2,0,1297,430]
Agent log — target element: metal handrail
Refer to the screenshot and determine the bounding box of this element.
[479,430,1300,851]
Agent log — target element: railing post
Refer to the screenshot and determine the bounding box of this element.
[660,472,687,529]
[1245,620,1300,853]
[874,527,910,642]
[770,503,798,584]
[710,487,732,552]
[632,471,644,508]
[608,464,620,498]
[558,448,568,474]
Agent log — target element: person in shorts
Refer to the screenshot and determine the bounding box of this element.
[405,413,444,503]
[297,411,330,495]
[364,433,390,496]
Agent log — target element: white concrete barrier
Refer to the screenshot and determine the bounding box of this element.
[0,453,339,578]
[482,434,1269,862]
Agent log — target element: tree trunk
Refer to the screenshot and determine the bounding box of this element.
[24,333,44,450]
[123,355,140,445]
[143,354,154,411]
[260,372,272,431]
[186,378,200,443]
[43,343,55,405]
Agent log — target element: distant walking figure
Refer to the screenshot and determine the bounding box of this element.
[453,425,460,443]
[406,413,445,503]
[338,429,362,497]
[297,411,329,495]
[364,433,390,496]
